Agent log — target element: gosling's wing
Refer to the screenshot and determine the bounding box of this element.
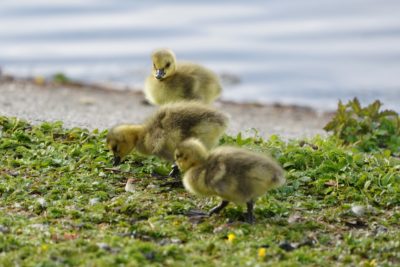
[179,62,221,101]
[171,70,200,100]
[174,106,228,140]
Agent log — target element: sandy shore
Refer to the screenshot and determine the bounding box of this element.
[0,77,334,139]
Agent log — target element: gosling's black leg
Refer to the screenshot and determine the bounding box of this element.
[209,200,229,216]
[168,163,180,178]
[113,156,121,166]
[160,180,183,188]
[245,199,255,224]
[160,164,182,188]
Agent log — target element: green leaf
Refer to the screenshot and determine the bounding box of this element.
[324,99,400,153]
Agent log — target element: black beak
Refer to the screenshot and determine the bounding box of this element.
[155,69,165,80]
[113,156,121,166]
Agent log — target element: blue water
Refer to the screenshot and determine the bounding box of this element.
[1,0,399,111]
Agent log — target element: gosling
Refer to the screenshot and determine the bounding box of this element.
[106,102,229,176]
[144,48,222,105]
[175,138,285,223]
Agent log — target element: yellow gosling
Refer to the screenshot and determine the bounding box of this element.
[175,138,285,223]
[144,48,222,105]
[106,102,229,172]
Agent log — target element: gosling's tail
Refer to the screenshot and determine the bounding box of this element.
[272,169,286,188]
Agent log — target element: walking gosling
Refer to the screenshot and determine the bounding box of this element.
[106,102,228,172]
[144,48,222,105]
[175,138,285,223]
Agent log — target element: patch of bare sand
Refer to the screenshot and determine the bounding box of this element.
[0,78,333,139]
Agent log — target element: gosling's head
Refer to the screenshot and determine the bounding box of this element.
[151,48,177,80]
[175,138,208,172]
[106,125,143,166]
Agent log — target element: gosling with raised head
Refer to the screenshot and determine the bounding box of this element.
[175,138,285,223]
[144,49,222,105]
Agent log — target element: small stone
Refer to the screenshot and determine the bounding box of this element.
[79,97,96,105]
[89,198,100,205]
[0,225,10,234]
[288,212,302,224]
[213,225,227,234]
[374,225,388,235]
[351,205,366,217]
[37,197,47,207]
[170,238,182,244]
[97,242,112,251]
[30,223,48,231]
[146,183,157,189]
[144,251,156,260]
[125,179,136,193]
[9,171,19,177]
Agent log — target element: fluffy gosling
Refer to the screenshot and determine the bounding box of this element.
[106,102,229,174]
[144,48,222,105]
[175,138,285,223]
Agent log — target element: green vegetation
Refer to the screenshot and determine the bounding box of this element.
[1,116,399,266]
[52,73,71,85]
[324,98,400,156]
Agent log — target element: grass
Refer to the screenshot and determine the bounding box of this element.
[0,116,399,266]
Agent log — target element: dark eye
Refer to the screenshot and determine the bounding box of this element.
[112,144,118,153]
[153,63,156,69]
[165,62,171,68]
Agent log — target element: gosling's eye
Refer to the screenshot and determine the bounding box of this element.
[165,62,171,68]
[175,152,182,159]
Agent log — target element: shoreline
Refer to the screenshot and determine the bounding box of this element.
[0,75,334,139]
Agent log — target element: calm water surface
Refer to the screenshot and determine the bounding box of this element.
[0,0,399,111]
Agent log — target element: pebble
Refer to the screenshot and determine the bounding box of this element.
[89,198,100,205]
[146,184,157,189]
[97,242,112,251]
[30,223,48,231]
[37,197,47,207]
[125,178,136,193]
[0,225,10,234]
[351,205,366,217]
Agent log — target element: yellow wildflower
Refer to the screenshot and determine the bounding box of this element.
[258,247,267,259]
[227,233,236,243]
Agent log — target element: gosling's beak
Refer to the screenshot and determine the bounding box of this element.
[155,69,165,80]
[113,156,121,166]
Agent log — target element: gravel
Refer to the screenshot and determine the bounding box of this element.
[0,79,333,139]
